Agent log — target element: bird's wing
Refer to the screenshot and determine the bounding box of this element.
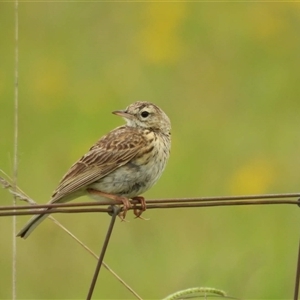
[50,126,147,203]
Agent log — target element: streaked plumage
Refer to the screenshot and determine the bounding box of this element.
[17,101,171,239]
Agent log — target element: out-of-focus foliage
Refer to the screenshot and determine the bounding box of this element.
[1,2,300,299]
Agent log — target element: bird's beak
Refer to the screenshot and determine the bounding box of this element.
[112,110,134,119]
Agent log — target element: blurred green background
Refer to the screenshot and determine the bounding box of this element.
[1,2,300,299]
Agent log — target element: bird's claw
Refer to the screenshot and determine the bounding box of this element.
[116,196,131,221]
[132,196,148,220]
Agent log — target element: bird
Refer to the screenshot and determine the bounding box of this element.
[17,101,171,239]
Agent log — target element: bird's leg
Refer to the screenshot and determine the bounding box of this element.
[86,188,131,220]
[132,196,148,219]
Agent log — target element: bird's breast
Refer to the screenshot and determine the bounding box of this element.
[89,131,170,198]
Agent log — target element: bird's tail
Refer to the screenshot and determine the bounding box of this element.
[17,211,50,239]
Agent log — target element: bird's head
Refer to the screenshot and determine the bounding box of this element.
[113,101,171,135]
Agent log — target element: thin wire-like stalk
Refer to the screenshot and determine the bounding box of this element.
[149,193,300,202]
[87,206,121,300]
[294,238,300,300]
[0,198,298,218]
[12,1,19,299]
[52,218,143,300]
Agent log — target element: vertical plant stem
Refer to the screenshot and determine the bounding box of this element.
[12,1,19,299]
[294,238,300,300]
[86,206,121,300]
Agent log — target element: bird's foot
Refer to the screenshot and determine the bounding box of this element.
[86,188,131,221]
[132,196,148,220]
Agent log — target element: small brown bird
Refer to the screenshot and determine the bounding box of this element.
[17,101,171,239]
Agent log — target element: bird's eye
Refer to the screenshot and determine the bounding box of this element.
[141,111,150,118]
